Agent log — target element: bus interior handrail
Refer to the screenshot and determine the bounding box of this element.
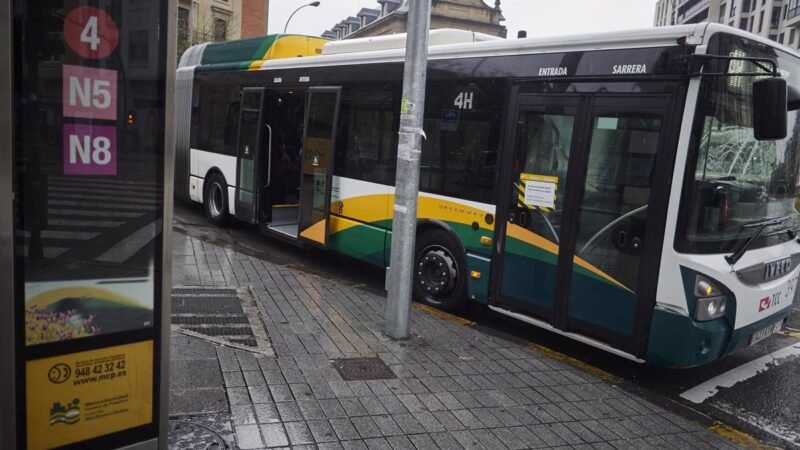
[265,124,272,188]
[577,205,649,256]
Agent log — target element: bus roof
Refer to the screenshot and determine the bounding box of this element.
[179,34,330,72]
[179,23,800,75]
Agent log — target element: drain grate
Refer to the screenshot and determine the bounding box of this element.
[332,357,397,381]
[171,286,272,355]
[168,418,232,449]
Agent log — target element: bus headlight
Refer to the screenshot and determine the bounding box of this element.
[694,275,722,297]
[696,296,727,321]
[694,275,727,321]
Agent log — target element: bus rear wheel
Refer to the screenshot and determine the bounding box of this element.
[413,230,467,312]
[204,173,230,227]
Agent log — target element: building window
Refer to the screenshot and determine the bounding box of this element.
[178,7,190,54]
[780,32,785,43]
[720,4,727,19]
[129,30,148,63]
[771,7,780,28]
[213,18,228,42]
[791,28,796,45]
[740,17,748,29]
[759,10,764,32]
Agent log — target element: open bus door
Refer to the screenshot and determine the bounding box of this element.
[298,87,342,247]
[235,87,266,224]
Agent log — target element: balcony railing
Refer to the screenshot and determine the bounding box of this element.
[790,5,800,21]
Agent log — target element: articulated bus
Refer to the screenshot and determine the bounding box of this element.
[175,24,800,368]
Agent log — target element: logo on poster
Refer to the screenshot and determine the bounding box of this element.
[50,399,81,426]
[48,363,72,384]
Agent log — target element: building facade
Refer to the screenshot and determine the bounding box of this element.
[322,0,506,40]
[178,0,269,58]
[655,0,800,50]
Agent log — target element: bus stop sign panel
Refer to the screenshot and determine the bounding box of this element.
[4,0,175,449]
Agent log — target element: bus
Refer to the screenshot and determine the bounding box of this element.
[175,24,800,368]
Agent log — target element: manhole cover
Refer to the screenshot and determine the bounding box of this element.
[172,286,272,355]
[332,357,397,381]
[168,419,232,449]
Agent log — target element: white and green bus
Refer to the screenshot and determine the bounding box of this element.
[175,24,800,368]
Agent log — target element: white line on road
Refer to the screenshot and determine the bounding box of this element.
[680,342,800,404]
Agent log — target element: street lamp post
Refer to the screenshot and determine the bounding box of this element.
[284,1,321,34]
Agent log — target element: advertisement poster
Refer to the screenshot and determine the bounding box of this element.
[12,0,168,448]
[26,341,154,450]
[16,1,164,348]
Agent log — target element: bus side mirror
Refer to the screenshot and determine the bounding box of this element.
[753,77,787,141]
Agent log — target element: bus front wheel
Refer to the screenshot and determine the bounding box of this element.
[413,230,467,312]
[204,173,230,227]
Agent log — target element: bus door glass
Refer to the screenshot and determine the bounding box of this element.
[565,97,668,348]
[496,96,579,320]
[298,87,342,246]
[235,88,265,224]
[495,93,673,352]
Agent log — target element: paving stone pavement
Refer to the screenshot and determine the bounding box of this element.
[169,231,743,450]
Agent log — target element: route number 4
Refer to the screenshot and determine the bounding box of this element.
[80,16,101,51]
[454,92,474,110]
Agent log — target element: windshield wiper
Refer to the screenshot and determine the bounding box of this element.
[725,213,794,265]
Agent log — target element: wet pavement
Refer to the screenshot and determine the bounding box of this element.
[174,200,800,448]
[169,202,749,449]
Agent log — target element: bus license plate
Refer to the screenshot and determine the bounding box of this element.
[750,321,784,346]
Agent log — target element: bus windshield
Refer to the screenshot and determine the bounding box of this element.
[678,33,800,255]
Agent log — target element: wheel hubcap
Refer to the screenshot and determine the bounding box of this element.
[209,183,223,218]
[416,245,458,300]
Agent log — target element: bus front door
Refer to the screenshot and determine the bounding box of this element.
[495,95,579,322]
[298,87,341,247]
[234,88,266,224]
[494,93,675,355]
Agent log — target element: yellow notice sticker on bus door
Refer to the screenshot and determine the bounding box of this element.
[520,173,558,209]
[26,341,154,450]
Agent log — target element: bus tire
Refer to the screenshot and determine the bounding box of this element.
[413,229,468,312]
[203,173,230,227]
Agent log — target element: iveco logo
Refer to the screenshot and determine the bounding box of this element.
[763,257,793,281]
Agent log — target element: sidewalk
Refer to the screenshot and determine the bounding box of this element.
[168,230,743,450]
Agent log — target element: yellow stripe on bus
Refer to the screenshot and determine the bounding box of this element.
[332,194,494,231]
[506,223,633,293]
[300,219,327,244]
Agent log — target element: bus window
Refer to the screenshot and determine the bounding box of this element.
[334,86,397,185]
[193,80,240,155]
[570,113,661,317]
[420,81,503,204]
[515,112,574,244]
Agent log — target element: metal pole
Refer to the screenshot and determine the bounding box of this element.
[385,0,431,339]
[284,1,320,34]
[159,0,178,448]
[0,0,15,447]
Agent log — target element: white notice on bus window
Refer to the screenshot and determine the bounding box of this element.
[524,180,556,208]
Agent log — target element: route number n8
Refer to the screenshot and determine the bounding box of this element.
[69,135,112,165]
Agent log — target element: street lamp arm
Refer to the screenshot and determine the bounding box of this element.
[284,1,321,34]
